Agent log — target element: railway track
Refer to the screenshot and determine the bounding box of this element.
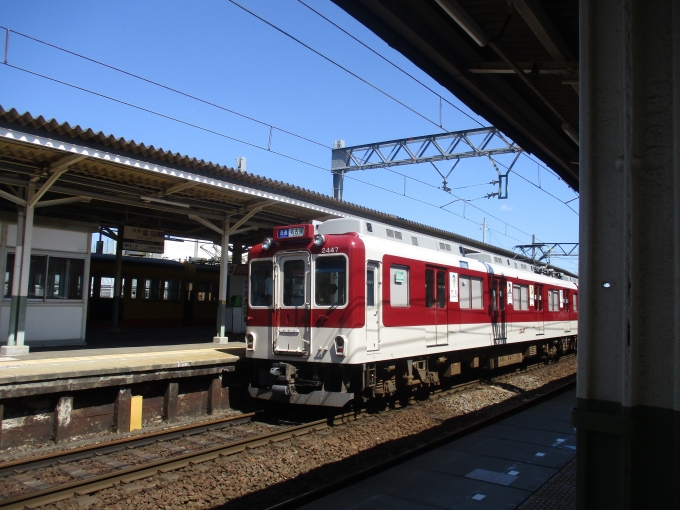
[0,414,327,509]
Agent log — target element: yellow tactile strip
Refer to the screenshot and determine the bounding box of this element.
[0,348,239,384]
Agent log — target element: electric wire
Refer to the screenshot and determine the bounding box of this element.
[2,61,531,245]
[1,22,568,247]
[295,0,484,128]
[0,26,331,149]
[228,1,579,220]
[1,63,330,172]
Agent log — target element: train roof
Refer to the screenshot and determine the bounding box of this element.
[317,218,578,284]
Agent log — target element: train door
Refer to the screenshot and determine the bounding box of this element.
[425,266,448,346]
[535,284,545,335]
[273,252,311,355]
[491,276,507,343]
[366,261,380,352]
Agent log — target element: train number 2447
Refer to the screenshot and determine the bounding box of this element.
[321,247,339,253]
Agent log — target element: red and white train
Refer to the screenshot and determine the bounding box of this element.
[245,218,577,407]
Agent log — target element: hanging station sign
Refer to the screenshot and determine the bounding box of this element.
[122,226,165,254]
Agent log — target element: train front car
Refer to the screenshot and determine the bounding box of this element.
[245,218,578,408]
[245,222,366,406]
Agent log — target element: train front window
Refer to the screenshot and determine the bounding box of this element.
[283,260,306,306]
[315,256,346,306]
[250,260,273,307]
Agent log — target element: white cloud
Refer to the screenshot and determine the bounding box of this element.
[500,204,514,211]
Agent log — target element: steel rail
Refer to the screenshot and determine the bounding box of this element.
[0,412,257,477]
[0,418,327,509]
[266,377,576,510]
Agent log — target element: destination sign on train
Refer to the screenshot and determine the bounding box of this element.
[278,227,305,239]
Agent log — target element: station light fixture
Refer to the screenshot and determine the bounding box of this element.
[314,234,326,247]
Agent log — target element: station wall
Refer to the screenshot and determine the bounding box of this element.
[0,222,91,346]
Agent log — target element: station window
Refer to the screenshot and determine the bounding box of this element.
[459,275,484,309]
[315,256,346,306]
[5,253,85,300]
[249,261,272,307]
[390,265,409,307]
[163,279,181,301]
[512,284,529,310]
[143,278,161,300]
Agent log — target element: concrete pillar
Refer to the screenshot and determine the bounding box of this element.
[207,374,222,415]
[574,1,680,508]
[214,218,229,343]
[114,387,131,433]
[164,381,178,423]
[3,184,34,356]
[111,227,123,330]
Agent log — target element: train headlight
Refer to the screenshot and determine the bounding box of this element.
[313,234,326,247]
[262,237,274,250]
[246,332,256,350]
[334,335,347,356]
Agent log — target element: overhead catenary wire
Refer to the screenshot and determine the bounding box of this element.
[0,26,331,150]
[1,62,533,246]
[295,0,484,128]
[228,1,579,217]
[1,24,574,250]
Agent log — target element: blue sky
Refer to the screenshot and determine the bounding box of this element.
[0,0,579,273]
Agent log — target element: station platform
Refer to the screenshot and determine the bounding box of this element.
[0,342,245,448]
[302,388,576,510]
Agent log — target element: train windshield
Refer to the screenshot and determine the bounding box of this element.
[250,260,273,307]
[315,256,346,306]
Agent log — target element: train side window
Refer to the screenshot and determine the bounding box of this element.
[143,278,161,300]
[425,269,435,308]
[197,283,212,302]
[163,279,181,301]
[471,277,483,309]
[437,271,446,308]
[366,269,375,307]
[100,276,115,298]
[315,256,346,306]
[459,276,470,309]
[131,278,138,299]
[390,265,409,307]
[459,275,483,309]
[548,290,560,311]
[512,284,529,310]
[573,293,578,312]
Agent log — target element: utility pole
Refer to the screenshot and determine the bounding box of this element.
[479,218,489,244]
